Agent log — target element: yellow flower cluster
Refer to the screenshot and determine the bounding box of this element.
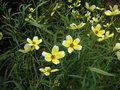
[19,35,82,76]
[91,24,114,41]
[104,5,120,16]
[68,0,81,8]
[19,36,42,53]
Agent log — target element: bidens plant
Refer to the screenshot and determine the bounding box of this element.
[62,35,82,53]
[42,46,65,64]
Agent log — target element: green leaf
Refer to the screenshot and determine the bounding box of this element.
[88,67,115,76]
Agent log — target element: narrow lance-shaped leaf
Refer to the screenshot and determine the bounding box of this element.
[88,67,115,76]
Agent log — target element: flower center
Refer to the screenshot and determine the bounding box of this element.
[47,69,51,72]
[51,55,55,59]
[32,42,36,44]
[70,43,74,48]
[95,30,99,34]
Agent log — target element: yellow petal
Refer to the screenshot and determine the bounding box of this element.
[74,45,82,50]
[85,2,89,10]
[73,38,80,45]
[52,59,60,64]
[34,45,40,50]
[104,10,112,16]
[66,35,73,44]
[39,68,45,72]
[24,44,31,52]
[42,52,52,62]
[55,51,65,59]
[62,40,69,47]
[51,69,59,72]
[68,47,74,53]
[52,45,59,55]
[27,38,33,44]
[95,24,101,30]
[33,36,38,42]
[44,72,50,76]
[90,5,96,11]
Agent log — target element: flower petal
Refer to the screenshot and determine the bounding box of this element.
[52,45,59,55]
[33,36,38,42]
[62,40,69,47]
[39,68,45,72]
[74,45,82,50]
[52,59,60,64]
[66,35,73,44]
[68,47,74,53]
[56,51,65,59]
[44,72,50,76]
[51,69,59,72]
[73,38,80,45]
[27,38,33,44]
[43,52,52,62]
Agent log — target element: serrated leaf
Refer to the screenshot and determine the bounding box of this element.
[88,67,115,76]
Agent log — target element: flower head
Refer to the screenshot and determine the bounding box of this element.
[115,28,120,33]
[104,5,120,16]
[19,44,32,53]
[85,2,96,11]
[39,67,58,76]
[98,31,114,41]
[54,80,60,86]
[68,22,85,30]
[103,23,111,27]
[27,36,42,50]
[42,46,65,64]
[62,35,82,53]
[113,43,120,51]
[51,3,61,16]
[91,24,105,37]
[85,11,91,21]
[28,8,35,12]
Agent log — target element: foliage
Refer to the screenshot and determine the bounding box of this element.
[0,0,120,90]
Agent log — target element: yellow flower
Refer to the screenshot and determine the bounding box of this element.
[98,31,114,41]
[27,36,42,50]
[19,44,32,53]
[91,24,105,37]
[71,10,80,18]
[28,8,35,12]
[115,28,120,33]
[62,35,82,53]
[42,45,65,64]
[85,11,91,21]
[51,3,61,16]
[113,43,120,51]
[116,51,120,60]
[0,32,3,40]
[103,23,111,27]
[54,80,60,86]
[68,22,86,30]
[73,0,81,7]
[104,5,120,16]
[39,67,58,76]
[85,2,96,11]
